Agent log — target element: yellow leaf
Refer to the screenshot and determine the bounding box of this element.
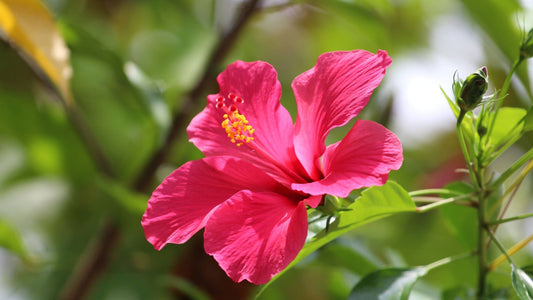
[0,0,73,104]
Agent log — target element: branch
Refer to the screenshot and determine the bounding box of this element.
[133,0,262,192]
[59,1,263,299]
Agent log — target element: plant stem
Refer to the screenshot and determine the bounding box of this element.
[424,251,475,272]
[414,193,476,212]
[491,148,533,189]
[486,57,523,140]
[485,228,514,265]
[489,233,533,271]
[415,198,455,212]
[476,189,488,298]
[408,188,462,197]
[457,124,480,188]
[488,212,533,225]
[487,159,533,220]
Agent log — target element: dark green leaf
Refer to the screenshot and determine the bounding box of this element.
[317,239,381,276]
[523,265,533,276]
[348,267,427,300]
[440,182,477,250]
[523,107,533,132]
[442,286,476,300]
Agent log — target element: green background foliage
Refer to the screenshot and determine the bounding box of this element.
[0,0,532,299]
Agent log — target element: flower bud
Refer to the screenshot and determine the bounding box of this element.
[520,28,533,59]
[456,66,488,112]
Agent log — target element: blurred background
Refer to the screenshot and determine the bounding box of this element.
[1,0,532,299]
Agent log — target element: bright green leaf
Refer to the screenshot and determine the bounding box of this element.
[489,107,527,148]
[0,0,73,104]
[511,265,533,300]
[257,181,415,297]
[0,219,29,262]
[348,267,427,300]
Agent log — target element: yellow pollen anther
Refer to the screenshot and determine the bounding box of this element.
[220,109,255,146]
[215,93,255,146]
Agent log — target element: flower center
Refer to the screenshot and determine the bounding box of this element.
[215,93,255,146]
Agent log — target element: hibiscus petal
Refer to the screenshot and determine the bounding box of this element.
[292,50,392,179]
[142,156,291,251]
[188,60,307,184]
[204,191,308,284]
[292,120,403,198]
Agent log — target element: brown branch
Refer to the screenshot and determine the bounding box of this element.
[59,220,119,300]
[133,0,262,192]
[59,1,262,299]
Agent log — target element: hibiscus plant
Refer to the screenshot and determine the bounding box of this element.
[2,1,533,299]
[142,45,533,298]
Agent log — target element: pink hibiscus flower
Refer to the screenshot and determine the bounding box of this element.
[142,50,403,284]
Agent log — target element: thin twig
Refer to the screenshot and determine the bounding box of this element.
[59,1,262,299]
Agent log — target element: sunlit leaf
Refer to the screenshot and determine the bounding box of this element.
[257,181,415,297]
[348,267,427,300]
[511,265,533,300]
[0,219,29,262]
[0,0,73,104]
[489,107,527,148]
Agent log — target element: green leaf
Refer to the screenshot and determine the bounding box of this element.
[348,267,427,300]
[257,181,415,297]
[511,265,533,300]
[317,239,381,276]
[440,182,477,250]
[523,107,533,132]
[442,286,476,300]
[523,265,533,276]
[489,107,527,148]
[0,219,30,263]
